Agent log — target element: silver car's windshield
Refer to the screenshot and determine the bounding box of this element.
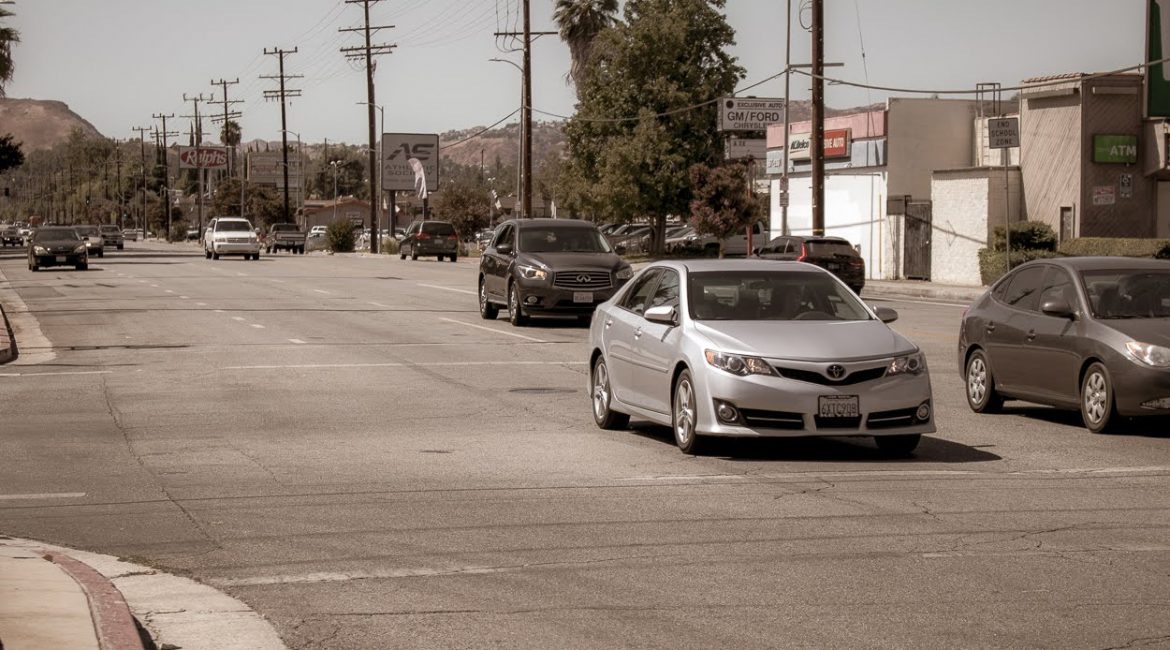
[1082,270,1170,319]
[688,270,871,321]
[519,227,612,253]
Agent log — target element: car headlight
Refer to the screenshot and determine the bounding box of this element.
[517,264,548,281]
[704,350,776,377]
[34,245,48,254]
[74,245,87,254]
[615,266,633,280]
[887,352,926,376]
[1126,341,1170,368]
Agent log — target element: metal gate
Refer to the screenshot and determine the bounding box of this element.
[903,201,932,280]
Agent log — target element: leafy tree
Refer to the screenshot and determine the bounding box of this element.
[0,133,23,172]
[688,160,762,257]
[0,6,19,96]
[211,178,284,226]
[431,177,491,238]
[561,0,743,253]
[220,120,241,148]
[554,0,619,91]
[306,149,367,200]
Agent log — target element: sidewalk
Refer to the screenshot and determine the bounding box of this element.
[0,537,287,650]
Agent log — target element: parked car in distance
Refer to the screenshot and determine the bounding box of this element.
[479,218,634,326]
[100,224,124,250]
[588,260,933,455]
[28,226,88,271]
[266,223,307,254]
[960,257,1170,433]
[185,227,200,241]
[203,217,262,260]
[123,228,138,242]
[1,223,22,247]
[73,224,104,258]
[475,228,495,251]
[399,220,460,262]
[754,235,866,293]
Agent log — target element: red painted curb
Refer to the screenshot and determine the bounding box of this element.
[43,552,147,650]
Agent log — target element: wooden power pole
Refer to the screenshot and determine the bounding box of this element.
[810,0,825,236]
[262,47,302,225]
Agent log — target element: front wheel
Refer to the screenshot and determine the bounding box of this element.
[479,277,499,320]
[507,281,528,326]
[592,356,630,430]
[97,250,103,258]
[205,249,212,259]
[875,434,921,456]
[411,247,418,261]
[211,252,220,260]
[449,255,458,263]
[117,244,124,250]
[965,349,1004,414]
[1081,362,1118,434]
[673,370,710,455]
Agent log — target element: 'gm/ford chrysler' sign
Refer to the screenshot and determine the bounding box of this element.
[719,98,784,132]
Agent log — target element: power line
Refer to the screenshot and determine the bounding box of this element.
[439,108,521,150]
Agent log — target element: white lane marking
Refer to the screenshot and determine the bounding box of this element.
[213,565,510,587]
[222,361,586,370]
[236,272,247,277]
[313,289,331,295]
[138,280,147,284]
[0,370,114,378]
[616,466,1170,483]
[0,492,87,501]
[250,324,265,329]
[418,283,477,296]
[165,289,174,293]
[232,316,247,322]
[271,279,285,284]
[288,339,306,345]
[368,301,389,308]
[197,302,208,307]
[180,296,190,300]
[214,309,224,313]
[150,284,159,288]
[439,317,547,343]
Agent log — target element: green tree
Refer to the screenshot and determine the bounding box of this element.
[554,0,619,91]
[212,178,284,226]
[0,6,20,96]
[562,0,743,253]
[0,133,23,172]
[688,160,761,257]
[220,120,241,148]
[307,150,367,200]
[431,177,491,238]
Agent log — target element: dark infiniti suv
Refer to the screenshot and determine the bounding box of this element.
[479,219,633,326]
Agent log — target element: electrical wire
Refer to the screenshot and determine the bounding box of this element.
[440,109,521,150]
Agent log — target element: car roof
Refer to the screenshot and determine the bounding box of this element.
[511,218,598,229]
[1023,256,1170,272]
[644,259,830,274]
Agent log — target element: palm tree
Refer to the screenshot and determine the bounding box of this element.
[553,0,618,91]
[0,7,20,97]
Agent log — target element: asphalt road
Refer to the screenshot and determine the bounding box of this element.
[1,241,1168,649]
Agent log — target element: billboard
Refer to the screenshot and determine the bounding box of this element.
[1149,0,1170,117]
[382,133,439,193]
[178,146,229,170]
[719,97,784,132]
[246,151,305,186]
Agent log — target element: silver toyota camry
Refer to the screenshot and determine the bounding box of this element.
[588,260,935,455]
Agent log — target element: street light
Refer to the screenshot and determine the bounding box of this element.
[490,58,525,218]
[356,101,384,251]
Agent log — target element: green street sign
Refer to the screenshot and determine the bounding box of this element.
[1093,134,1139,164]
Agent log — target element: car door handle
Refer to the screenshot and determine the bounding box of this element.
[1026,330,1037,341]
[985,322,997,333]
[634,327,643,339]
[605,319,613,329]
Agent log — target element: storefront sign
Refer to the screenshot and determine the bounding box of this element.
[1093,134,1139,164]
[178,146,229,170]
[787,128,852,161]
[1093,185,1117,205]
[725,138,767,161]
[719,97,784,132]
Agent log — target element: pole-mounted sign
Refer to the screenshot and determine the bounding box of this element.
[382,133,439,192]
[719,97,784,132]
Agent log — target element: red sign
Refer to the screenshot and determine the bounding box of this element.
[824,128,852,159]
[178,146,229,170]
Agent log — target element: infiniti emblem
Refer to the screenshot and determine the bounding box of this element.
[576,274,592,284]
[826,364,846,380]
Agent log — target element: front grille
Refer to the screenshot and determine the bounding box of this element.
[773,365,886,386]
[740,408,805,430]
[227,237,250,244]
[866,407,918,430]
[814,415,862,429]
[553,271,612,290]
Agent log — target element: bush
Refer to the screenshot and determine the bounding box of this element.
[1058,237,1170,259]
[169,223,188,242]
[379,237,399,255]
[991,221,1057,252]
[978,248,1059,285]
[326,219,357,252]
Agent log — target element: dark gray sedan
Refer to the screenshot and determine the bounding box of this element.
[959,257,1170,433]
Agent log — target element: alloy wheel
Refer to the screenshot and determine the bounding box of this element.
[967,356,987,405]
[593,362,610,421]
[1084,371,1108,425]
[674,377,696,447]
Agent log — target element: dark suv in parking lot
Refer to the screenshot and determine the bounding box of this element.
[478,219,634,326]
[753,235,866,293]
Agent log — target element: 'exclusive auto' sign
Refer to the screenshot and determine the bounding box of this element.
[788,129,852,161]
[719,97,784,132]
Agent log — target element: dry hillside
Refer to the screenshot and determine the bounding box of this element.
[0,98,104,151]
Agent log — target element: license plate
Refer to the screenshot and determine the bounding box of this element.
[827,262,841,271]
[818,395,859,418]
[55,256,67,263]
[573,291,593,304]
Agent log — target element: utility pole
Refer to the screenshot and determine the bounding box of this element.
[810,0,825,236]
[132,126,150,233]
[494,3,555,218]
[341,0,395,254]
[262,48,302,226]
[210,78,243,178]
[182,93,212,237]
[113,140,123,230]
[781,0,792,236]
[153,113,177,240]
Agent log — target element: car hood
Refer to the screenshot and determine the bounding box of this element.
[520,252,624,271]
[1100,318,1170,346]
[33,238,83,247]
[692,319,918,361]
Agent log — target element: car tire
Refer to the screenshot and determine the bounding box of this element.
[117,244,124,250]
[1081,362,1118,434]
[76,262,87,271]
[299,246,305,255]
[479,277,499,320]
[211,252,220,260]
[450,255,458,263]
[400,250,406,260]
[874,434,921,456]
[97,250,104,258]
[205,249,212,259]
[965,349,1004,414]
[29,262,37,272]
[411,249,418,261]
[592,356,630,430]
[507,281,528,326]
[673,369,710,455]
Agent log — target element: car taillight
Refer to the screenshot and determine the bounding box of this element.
[849,258,864,267]
[797,243,808,262]
[448,234,458,240]
[417,232,431,240]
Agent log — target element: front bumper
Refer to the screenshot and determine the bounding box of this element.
[695,363,935,438]
[515,275,624,314]
[1112,361,1170,416]
[213,241,261,254]
[33,253,87,267]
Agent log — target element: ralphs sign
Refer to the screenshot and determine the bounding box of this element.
[178,146,229,170]
[719,97,784,132]
[382,133,439,192]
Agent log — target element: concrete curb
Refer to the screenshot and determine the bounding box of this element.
[45,552,147,650]
[0,285,15,365]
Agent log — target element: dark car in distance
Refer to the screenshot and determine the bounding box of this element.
[959,257,1170,433]
[400,220,459,262]
[100,224,124,250]
[28,226,89,271]
[753,235,866,294]
[479,218,634,326]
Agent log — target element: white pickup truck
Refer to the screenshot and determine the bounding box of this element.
[676,221,767,257]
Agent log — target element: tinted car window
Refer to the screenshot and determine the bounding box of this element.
[422,222,455,236]
[216,221,252,232]
[1082,269,1170,319]
[620,269,662,315]
[1001,266,1046,312]
[649,270,681,310]
[1039,267,1077,310]
[75,226,100,236]
[491,224,513,248]
[806,240,858,257]
[518,226,612,253]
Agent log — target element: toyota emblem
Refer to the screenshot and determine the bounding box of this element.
[576,274,591,284]
[826,364,846,380]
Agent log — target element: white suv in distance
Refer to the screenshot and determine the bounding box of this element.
[203,217,262,260]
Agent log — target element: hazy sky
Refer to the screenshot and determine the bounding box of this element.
[2,1,1150,145]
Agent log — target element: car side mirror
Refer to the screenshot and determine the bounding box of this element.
[1041,298,1075,319]
[873,306,899,323]
[496,243,514,256]
[644,304,678,326]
